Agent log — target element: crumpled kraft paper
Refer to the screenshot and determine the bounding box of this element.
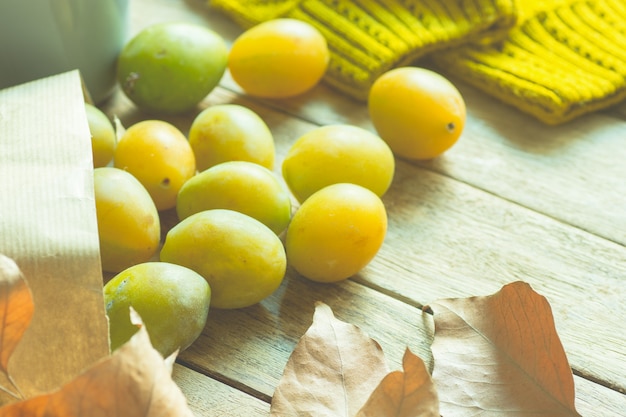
[0,70,109,403]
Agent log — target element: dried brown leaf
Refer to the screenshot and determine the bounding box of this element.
[270,301,389,417]
[428,281,581,416]
[356,348,439,417]
[0,254,34,398]
[0,308,193,417]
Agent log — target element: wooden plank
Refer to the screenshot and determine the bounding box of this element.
[172,364,269,416]
[175,272,626,416]
[105,84,626,396]
[145,86,625,393]
[174,363,626,417]
[362,159,626,392]
[217,74,626,247]
[127,0,239,37]
[110,0,626,412]
[137,0,626,249]
[425,79,626,247]
[191,2,626,249]
[575,378,626,417]
[177,275,434,402]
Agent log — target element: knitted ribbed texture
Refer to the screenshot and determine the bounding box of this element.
[434,0,626,124]
[210,0,517,100]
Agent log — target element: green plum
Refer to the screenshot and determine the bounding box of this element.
[104,262,211,357]
[117,22,228,114]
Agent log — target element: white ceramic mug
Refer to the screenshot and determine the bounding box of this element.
[0,0,129,103]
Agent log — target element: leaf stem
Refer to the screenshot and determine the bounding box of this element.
[0,376,22,400]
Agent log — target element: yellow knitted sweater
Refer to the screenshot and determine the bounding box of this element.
[435,0,626,124]
[210,0,517,99]
[210,0,626,124]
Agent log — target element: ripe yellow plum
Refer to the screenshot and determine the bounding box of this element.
[94,167,160,273]
[228,18,329,98]
[368,67,466,160]
[114,119,196,211]
[85,103,115,167]
[160,209,286,309]
[104,262,211,357]
[177,161,291,235]
[285,183,387,283]
[282,124,395,203]
[188,104,275,171]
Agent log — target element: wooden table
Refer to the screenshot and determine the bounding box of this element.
[101,0,626,415]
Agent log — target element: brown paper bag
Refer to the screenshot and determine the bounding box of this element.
[0,70,110,403]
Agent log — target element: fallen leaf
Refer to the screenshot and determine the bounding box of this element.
[270,301,389,417]
[0,308,194,417]
[427,281,581,416]
[0,254,34,399]
[356,348,439,417]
